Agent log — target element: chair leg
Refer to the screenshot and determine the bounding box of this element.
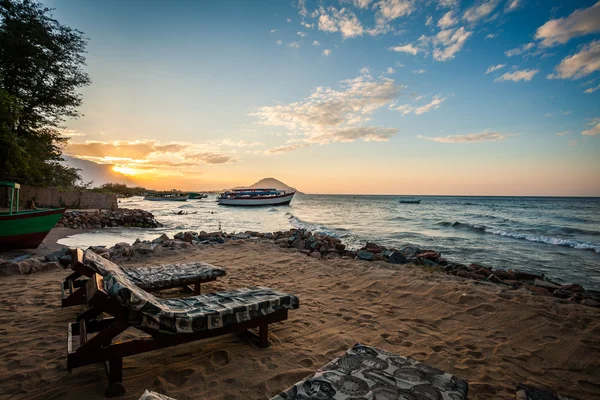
[105,358,125,398]
[258,324,269,348]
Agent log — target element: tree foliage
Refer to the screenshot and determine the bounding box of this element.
[90,183,147,197]
[0,0,90,187]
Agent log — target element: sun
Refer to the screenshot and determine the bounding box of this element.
[112,165,139,176]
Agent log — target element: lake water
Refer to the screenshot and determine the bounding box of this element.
[58,194,600,290]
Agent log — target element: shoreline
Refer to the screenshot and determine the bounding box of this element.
[0,240,598,399]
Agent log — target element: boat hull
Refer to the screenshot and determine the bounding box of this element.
[0,208,66,250]
[144,196,188,201]
[218,192,294,206]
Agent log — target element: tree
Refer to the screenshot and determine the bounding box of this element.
[0,0,90,186]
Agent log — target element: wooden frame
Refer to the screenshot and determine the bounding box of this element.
[67,274,289,397]
[61,249,218,308]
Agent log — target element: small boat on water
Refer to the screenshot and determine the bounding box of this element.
[0,182,66,250]
[398,199,421,204]
[218,188,295,206]
[187,192,208,199]
[143,192,188,201]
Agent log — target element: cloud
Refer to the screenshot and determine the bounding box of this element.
[584,83,600,93]
[418,131,513,143]
[431,26,472,61]
[556,131,570,136]
[266,144,311,154]
[437,0,459,8]
[288,42,300,48]
[65,140,237,171]
[60,129,86,137]
[438,11,458,28]
[386,67,396,74]
[349,0,373,8]
[535,2,600,47]
[270,29,277,33]
[426,15,433,26]
[494,69,539,82]
[297,31,307,37]
[486,33,497,39]
[582,118,600,136]
[485,64,505,73]
[544,113,553,117]
[505,0,522,12]
[287,18,292,23]
[389,43,419,55]
[392,95,445,115]
[276,40,283,45]
[323,49,332,56]
[547,40,600,79]
[318,7,365,38]
[375,0,417,24]
[301,22,314,28]
[250,74,404,148]
[395,62,405,67]
[360,67,370,75]
[413,69,426,74]
[463,0,501,24]
[505,42,535,57]
[312,40,320,46]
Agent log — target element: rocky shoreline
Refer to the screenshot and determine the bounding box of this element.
[56,208,162,229]
[1,227,598,309]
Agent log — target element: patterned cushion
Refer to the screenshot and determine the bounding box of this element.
[138,390,176,400]
[83,250,226,289]
[103,267,299,335]
[516,384,579,400]
[270,343,469,400]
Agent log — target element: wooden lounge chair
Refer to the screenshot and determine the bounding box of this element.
[270,343,469,399]
[61,249,226,307]
[66,251,300,398]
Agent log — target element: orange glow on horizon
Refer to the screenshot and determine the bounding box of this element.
[112,165,140,176]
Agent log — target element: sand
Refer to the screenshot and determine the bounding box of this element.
[0,240,599,400]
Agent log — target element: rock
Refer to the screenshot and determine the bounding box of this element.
[469,272,487,281]
[152,234,170,244]
[388,251,407,264]
[183,232,196,243]
[114,242,131,248]
[299,249,311,255]
[275,238,288,247]
[417,251,440,261]
[137,242,157,254]
[295,239,306,250]
[180,242,191,249]
[335,243,346,251]
[487,274,503,284]
[456,270,471,278]
[0,262,21,276]
[344,251,357,259]
[323,251,341,260]
[491,269,514,280]
[364,242,381,253]
[512,270,542,281]
[553,289,572,299]
[581,299,600,308]
[58,255,72,267]
[561,284,584,293]
[534,279,560,290]
[30,261,61,274]
[399,246,421,258]
[526,285,552,296]
[357,250,374,261]
[309,251,322,259]
[174,232,185,240]
[372,253,385,262]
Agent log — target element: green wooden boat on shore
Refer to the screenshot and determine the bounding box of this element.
[0,182,66,250]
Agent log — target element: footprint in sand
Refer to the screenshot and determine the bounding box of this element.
[209,350,230,367]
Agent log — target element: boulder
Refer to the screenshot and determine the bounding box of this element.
[372,253,385,262]
[560,284,584,293]
[388,251,407,264]
[357,251,374,261]
[0,262,21,276]
[581,299,600,308]
[309,251,322,259]
[335,243,346,251]
[344,251,357,259]
[364,242,382,253]
[323,251,341,260]
[136,242,157,254]
[417,251,440,261]
[553,289,572,299]
[182,232,196,243]
[534,279,560,290]
[456,270,471,279]
[512,270,542,281]
[526,285,552,296]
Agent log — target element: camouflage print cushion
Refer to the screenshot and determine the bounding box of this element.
[138,390,176,400]
[123,262,226,290]
[516,384,579,400]
[83,250,226,289]
[270,343,469,400]
[103,268,299,335]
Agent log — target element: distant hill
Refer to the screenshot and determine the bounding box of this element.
[235,178,302,194]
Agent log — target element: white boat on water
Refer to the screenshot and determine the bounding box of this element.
[217,188,295,206]
[143,192,188,201]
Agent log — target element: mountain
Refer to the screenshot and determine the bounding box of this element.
[241,178,301,193]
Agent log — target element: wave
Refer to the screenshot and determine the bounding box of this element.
[444,221,600,253]
[287,214,344,238]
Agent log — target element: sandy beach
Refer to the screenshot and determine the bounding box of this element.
[0,239,599,400]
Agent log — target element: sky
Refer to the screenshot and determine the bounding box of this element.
[45,0,600,195]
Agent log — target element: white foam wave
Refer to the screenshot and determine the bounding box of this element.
[483,227,600,253]
[287,214,341,238]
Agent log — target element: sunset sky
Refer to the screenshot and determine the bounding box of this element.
[47,0,600,195]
